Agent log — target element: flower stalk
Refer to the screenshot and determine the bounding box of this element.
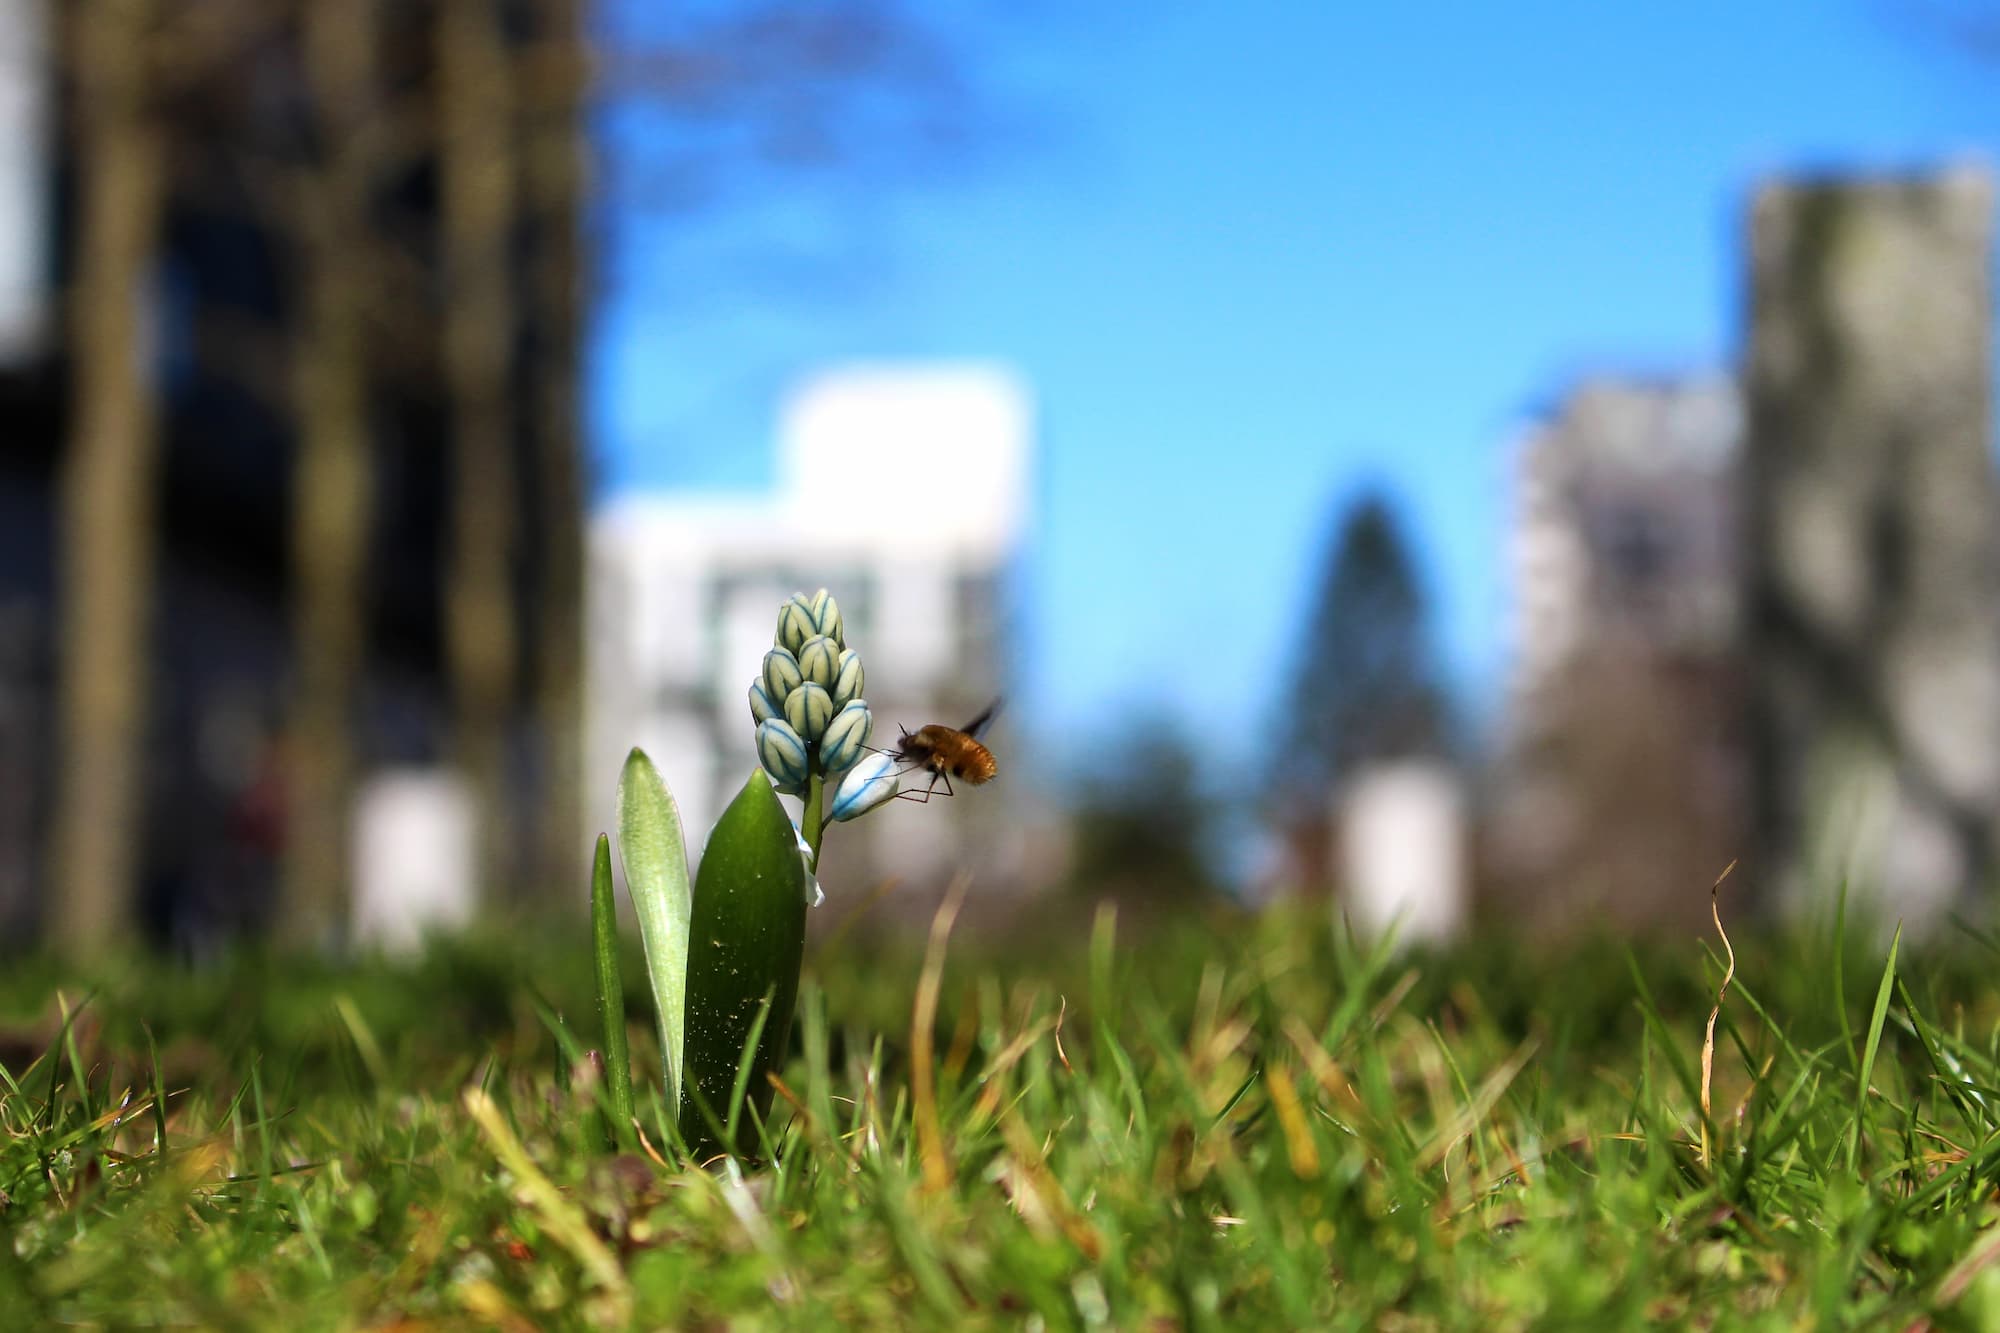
[801,771,826,873]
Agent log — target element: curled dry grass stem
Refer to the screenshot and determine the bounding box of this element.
[1699,860,1739,1169]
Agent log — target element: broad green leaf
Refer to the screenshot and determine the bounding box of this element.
[616,748,692,1106]
[680,768,808,1154]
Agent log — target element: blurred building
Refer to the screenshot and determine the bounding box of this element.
[588,364,1034,895]
[1492,168,2000,933]
[1508,376,1742,710]
[1489,375,1749,928]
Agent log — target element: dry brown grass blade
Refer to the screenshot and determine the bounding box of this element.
[967,1011,1062,1130]
[912,875,970,1195]
[1264,1065,1320,1179]
[1282,1015,1365,1113]
[1416,1036,1538,1172]
[462,1088,631,1309]
[997,1108,1105,1259]
[1698,860,1739,1170]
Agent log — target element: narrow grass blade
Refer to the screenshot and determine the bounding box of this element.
[1833,877,1855,1064]
[1626,953,1702,1109]
[723,996,775,1156]
[1892,976,1989,1130]
[591,833,636,1143]
[332,995,390,1087]
[57,993,94,1123]
[617,747,693,1106]
[1849,922,1901,1174]
[143,1024,168,1158]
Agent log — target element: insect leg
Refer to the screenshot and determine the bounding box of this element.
[895,768,949,804]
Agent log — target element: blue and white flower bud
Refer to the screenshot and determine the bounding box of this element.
[819,700,872,774]
[830,649,865,710]
[796,635,841,690]
[808,590,844,647]
[782,681,834,746]
[830,751,899,822]
[749,679,779,725]
[776,594,818,656]
[755,719,810,794]
[761,647,803,704]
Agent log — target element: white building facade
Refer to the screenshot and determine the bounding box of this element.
[1507,375,1742,718]
[588,364,1034,894]
[1491,373,1748,928]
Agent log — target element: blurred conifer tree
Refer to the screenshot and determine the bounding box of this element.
[1268,491,1452,888]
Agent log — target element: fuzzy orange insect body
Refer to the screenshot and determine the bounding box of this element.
[897,725,998,785]
[888,701,1001,801]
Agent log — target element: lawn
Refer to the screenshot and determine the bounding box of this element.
[3,898,1999,1329]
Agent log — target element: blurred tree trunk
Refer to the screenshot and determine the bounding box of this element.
[281,0,379,948]
[525,0,589,903]
[440,0,520,904]
[48,0,166,955]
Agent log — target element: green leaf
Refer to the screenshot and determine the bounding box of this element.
[591,833,635,1145]
[617,748,693,1107]
[680,769,808,1155]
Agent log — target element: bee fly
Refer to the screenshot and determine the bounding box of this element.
[886,699,1001,803]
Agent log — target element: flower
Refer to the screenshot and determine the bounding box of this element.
[755,719,810,794]
[782,681,834,745]
[748,680,779,725]
[819,701,872,773]
[808,590,844,647]
[830,649,865,709]
[761,647,803,704]
[776,594,818,656]
[796,635,841,690]
[830,752,900,821]
[778,588,844,655]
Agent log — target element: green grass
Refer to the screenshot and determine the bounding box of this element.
[4,901,2000,1328]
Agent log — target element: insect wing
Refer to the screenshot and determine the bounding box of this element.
[958,698,1003,741]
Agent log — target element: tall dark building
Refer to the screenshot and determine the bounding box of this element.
[0,1,586,950]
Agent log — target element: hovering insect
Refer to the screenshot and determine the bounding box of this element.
[886,699,1002,803]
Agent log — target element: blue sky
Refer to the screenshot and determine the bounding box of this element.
[592,2,2000,775]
